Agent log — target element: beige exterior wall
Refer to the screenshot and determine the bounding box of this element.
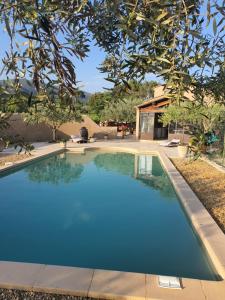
[154,85,194,101]
[58,115,117,140]
[153,85,165,98]
[0,114,52,142]
[0,114,117,142]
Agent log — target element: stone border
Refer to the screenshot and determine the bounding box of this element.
[157,151,225,277]
[201,155,225,174]
[0,144,225,300]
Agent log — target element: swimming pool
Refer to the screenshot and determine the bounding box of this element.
[0,151,217,280]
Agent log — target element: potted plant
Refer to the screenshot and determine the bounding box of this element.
[177,126,188,158]
[178,143,188,158]
[89,136,96,143]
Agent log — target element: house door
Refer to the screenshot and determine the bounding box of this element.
[154,113,168,140]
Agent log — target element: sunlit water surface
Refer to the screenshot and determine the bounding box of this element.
[0,151,217,280]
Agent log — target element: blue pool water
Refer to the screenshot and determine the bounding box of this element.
[0,151,217,280]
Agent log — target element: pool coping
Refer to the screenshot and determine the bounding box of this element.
[0,144,225,300]
[0,146,64,174]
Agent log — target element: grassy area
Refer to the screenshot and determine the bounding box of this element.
[0,153,31,167]
[171,158,225,234]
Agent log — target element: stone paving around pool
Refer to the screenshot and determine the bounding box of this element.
[0,140,225,300]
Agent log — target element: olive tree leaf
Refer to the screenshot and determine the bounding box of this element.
[156,11,168,21]
[156,57,171,64]
[5,16,12,39]
[213,18,217,35]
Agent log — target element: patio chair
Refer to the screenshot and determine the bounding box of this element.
[70,135,83,143]
[160,139,180,147]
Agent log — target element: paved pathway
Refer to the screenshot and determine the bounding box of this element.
[67,139,179,158]
[1,140,179,159]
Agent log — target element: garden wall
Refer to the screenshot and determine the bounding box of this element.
[0,114,117,142]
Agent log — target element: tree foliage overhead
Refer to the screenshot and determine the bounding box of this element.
[0,0,91,102]
[0,111,11,130]
[98,0,225,103]
[109,79,158,99]
[0,0,224,106]
[204,68,225,104]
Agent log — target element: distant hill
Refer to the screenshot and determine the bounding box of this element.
[0,79,91,103]
[0,79,36,95]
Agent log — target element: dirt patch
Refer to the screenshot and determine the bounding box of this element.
[0,153,32,167]
[171,158,225,233]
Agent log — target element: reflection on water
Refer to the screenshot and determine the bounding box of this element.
[135,155,175,198]
[94,152,175,198]
[25,151,175,197]
[138,155,153,176]
[94,152,134,176]
[26,154,84,185]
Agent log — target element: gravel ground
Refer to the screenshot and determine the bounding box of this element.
[171,158,225,233]
[0,289,96,300]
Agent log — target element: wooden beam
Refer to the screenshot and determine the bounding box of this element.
[139,100,170,112]
[140,107,166,113]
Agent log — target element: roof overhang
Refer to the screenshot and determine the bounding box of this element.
[136,95,170,110]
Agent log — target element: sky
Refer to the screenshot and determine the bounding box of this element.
[74,44,159,93]
[0,1,222,94]
[72,42,114,93]
[0,29,159,93]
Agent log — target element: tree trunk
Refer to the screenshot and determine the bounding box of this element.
[182,125,185,144]
[222,131,225,167]
[52,127,56,141]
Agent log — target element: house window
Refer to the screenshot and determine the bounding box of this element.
[140,112,155,134]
